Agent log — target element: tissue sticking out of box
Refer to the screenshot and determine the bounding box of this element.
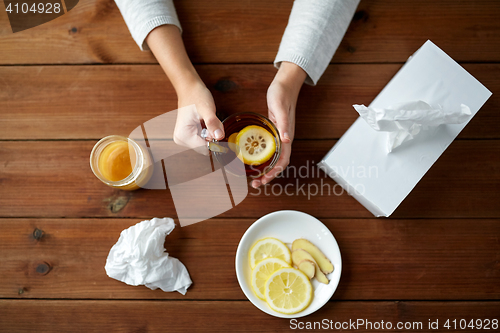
[105,217,192,295]
[353,100,471,152]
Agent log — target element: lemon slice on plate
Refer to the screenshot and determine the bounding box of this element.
[251,258,290,300]
[236,125,276,165]
[265,267,313,314]
[249,237,291,269]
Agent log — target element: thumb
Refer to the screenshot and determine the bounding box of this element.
[270,105,292,143]
[198,106,224,140]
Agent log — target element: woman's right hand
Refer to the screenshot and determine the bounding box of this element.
[173,80,224,152]
[145,25,224,152]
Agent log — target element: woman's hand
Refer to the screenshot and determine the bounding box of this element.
[145,25,224,152]
[251,62,306,188]
[173,80,223,153]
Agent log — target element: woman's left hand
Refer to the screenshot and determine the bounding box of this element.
[251,62,307,188]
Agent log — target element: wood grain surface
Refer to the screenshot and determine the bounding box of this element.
[0,140,498,219]
[0,64,498,140]
[0,0,499,65]
[0,218,499,300]
[0,300,499,332]
[0,0,498,331]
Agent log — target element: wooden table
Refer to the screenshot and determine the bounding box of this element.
[1,0,499,331]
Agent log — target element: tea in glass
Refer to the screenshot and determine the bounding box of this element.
[215,112,281,177]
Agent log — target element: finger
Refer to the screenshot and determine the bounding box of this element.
[252,141,291,187]
[269,104,291,144]
[251,178,262,189]
[200,128,214,142]
[198,107,224,140]
[260,156,288,185]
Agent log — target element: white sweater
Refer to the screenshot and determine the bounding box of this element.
[114,0,360,85]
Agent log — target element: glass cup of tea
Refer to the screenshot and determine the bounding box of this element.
[213,112,282,178]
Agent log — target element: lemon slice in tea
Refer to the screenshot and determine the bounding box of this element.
[236,125,276,165]
[228,132,238,145]
[228,132,239,153]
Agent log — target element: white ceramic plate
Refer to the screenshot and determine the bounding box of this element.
[235,210,342,318]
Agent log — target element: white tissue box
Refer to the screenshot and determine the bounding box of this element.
[319,40,492,217]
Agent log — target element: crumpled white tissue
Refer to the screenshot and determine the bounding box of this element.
[105,217,192,295]
[354,100,471,152]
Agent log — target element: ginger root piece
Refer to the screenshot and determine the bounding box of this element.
[297,260,315,280]
[292,249,329,284]
[292,239,334,274]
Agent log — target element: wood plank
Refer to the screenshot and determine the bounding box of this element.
[0,218,499,300]
[0,140,498,219]
[0,0,499,64]
[0,64,498,140]
[0,300,499,332]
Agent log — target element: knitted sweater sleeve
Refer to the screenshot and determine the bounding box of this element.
[274,0,360,85]
[114,0,182,51]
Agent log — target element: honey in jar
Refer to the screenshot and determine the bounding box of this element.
[90,135,153,190]
[98,141,137,182]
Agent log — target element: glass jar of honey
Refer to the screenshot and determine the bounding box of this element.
[90,135,153,190]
